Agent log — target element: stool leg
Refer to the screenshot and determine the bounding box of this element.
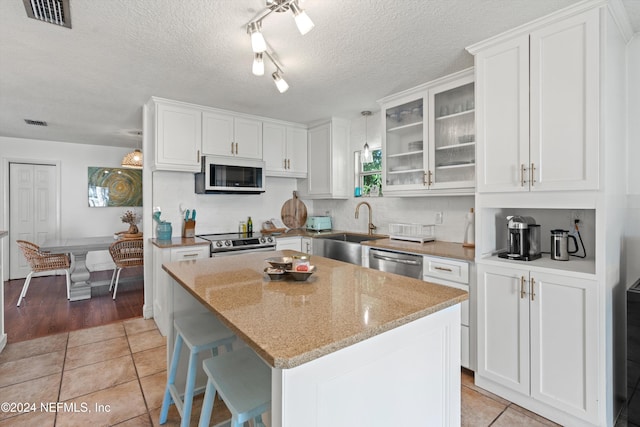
[254,415,266,427]
[181,350,199,427]
[160,334,183,424]
[198,379,217,427]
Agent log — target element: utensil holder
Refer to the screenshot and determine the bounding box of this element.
[182,220,195,238]
[157,221,172,240]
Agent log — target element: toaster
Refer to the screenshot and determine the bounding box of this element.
[306,216,332,231]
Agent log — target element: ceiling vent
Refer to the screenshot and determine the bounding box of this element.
[23,0,71,29]
[24,119,48,126]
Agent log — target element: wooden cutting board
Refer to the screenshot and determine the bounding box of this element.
[281,191,307,229]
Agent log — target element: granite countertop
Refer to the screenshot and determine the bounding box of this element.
[162,250,467,369]
[150,237,210,248]
[362,239,475,262]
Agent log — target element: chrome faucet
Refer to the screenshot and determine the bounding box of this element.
[355,201,377,235]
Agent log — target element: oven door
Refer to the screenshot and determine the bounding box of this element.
[211,246,276,257]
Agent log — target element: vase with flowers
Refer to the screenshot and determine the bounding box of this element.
[120,210,141,237]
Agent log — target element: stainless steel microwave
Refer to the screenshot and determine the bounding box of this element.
[195,156,266,194]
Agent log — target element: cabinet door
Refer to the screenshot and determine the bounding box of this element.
[275,237,301,251]
[529,9,599,191]
[263,122,287,174]
[475,35,530,192]
[529,272,597,421]
[156,103,202,171]
[307,123,332,195]
[234,117,262,159]
[428,77,476,190]
[202,111,235,156]
[381,93,428,193]
[477,264,530,395]
[287,127,308,176]
[301,237,313,254]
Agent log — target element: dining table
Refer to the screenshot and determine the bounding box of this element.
[40,235,120,301]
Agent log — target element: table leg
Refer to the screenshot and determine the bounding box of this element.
[68,250,92,301]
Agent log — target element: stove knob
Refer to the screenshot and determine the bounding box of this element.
[215,241,223,248]
[267,237,273,243]
[224,240,231,246]
[259,237,266,243]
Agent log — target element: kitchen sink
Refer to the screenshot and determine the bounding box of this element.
[312,233,384,265]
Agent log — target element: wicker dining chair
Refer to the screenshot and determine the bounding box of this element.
[109,238,144,300]
[15,240,71,307]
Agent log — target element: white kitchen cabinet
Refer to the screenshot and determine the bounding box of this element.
[423,255,474,371]
[263,122,307,178]
[202,111,262,160]
[275,236,302,251]
[303,118,350,199]
[472,8,599,193]
[379,68,475,196]
[477,263,597,423]
[152,244,209,336]
[301,237,313,254]
[148,98,202,172]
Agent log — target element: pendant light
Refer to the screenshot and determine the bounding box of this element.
[360,111,373,163]
[121,149,143,169]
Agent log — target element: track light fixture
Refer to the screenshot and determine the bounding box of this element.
[246,0,315,93]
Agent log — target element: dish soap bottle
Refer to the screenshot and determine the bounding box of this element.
[247,216,253,235]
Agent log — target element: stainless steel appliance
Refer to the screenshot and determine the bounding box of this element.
[312,233,378,265]
[368,248,423,279]
[195,156,266,194]
[498,215,541,261]
[197,232,276,256]
[306,216,332,231]
[550,229,578,261]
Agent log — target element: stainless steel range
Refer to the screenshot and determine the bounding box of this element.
[196,232,277,256]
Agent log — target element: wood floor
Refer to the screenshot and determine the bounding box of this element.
[3,267,144,344]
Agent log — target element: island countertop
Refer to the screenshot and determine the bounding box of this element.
[162,250,467,369]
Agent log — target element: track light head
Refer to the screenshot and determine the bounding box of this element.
[290,1,314,35]
[272,71,289,93]
[252,53,265,76]
[247,21,266,53]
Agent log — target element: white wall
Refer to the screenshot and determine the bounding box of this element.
[627,34,640,286]
[311,111,474,242]
[0,136,134,273]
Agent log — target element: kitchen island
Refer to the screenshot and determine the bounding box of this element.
[163,250,467,426]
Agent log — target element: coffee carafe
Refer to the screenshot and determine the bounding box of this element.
[550,229,579,261]
[498,215,542,261]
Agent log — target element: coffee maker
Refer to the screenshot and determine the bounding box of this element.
[498,215,542,261]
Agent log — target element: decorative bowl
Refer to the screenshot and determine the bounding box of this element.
[285,265,316,281]
[264,267,287,280]
[265,256,293,270]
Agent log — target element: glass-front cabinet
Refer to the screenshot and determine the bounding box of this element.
[379,68,475,195]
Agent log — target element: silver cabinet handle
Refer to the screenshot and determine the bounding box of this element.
[235,142,239,155]
[520,276,526,299]
[231,142,234,155]
[197,150,200,163]
[287,159,290,169]
[181,253,200,258]
[284,158,287,169]
[372,254,421,265]
[520,164,528,187]
[434,266,453,272]
[530,163,536,187]
[530,277,536,301]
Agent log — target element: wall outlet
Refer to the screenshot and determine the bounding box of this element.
[569,210,585,228]
[435,211,443,225]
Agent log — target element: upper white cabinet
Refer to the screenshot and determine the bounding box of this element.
[304,118,350,199]
[378,68,475,196]
[472,9,599,193]
[148,98,202,172]
[263,122,308,178]
[202,111,262,159]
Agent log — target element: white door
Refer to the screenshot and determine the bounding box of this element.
[263,122,287,173]
[529,272,597,421]
[477,263,530,395]
[234,117,262,159]
[529,8,599,191]
[9,163,59,279]
[202,111,234,156]
[286,127,307,175]
[475,35,530,193]
[156,102,201,170]
[307,123,332,196]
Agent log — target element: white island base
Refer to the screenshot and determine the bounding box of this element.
[169,277,461,427]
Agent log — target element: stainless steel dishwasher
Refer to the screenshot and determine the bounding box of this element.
[368,248,423,278]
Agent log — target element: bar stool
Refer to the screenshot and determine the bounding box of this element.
[198,347,271,427]
[160,312,236,427]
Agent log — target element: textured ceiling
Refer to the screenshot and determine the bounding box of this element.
[0,0,637,148]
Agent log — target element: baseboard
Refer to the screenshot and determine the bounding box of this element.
[0,333,7,353]
[143,303,153,319]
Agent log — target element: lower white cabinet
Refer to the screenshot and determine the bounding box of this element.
[275,237,302,251]
[423,256,474,371]
[476,263,597,424]
[301,237,313,254]
[152,244,209,336]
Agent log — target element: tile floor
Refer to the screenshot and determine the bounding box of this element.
[0,317,559,427]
